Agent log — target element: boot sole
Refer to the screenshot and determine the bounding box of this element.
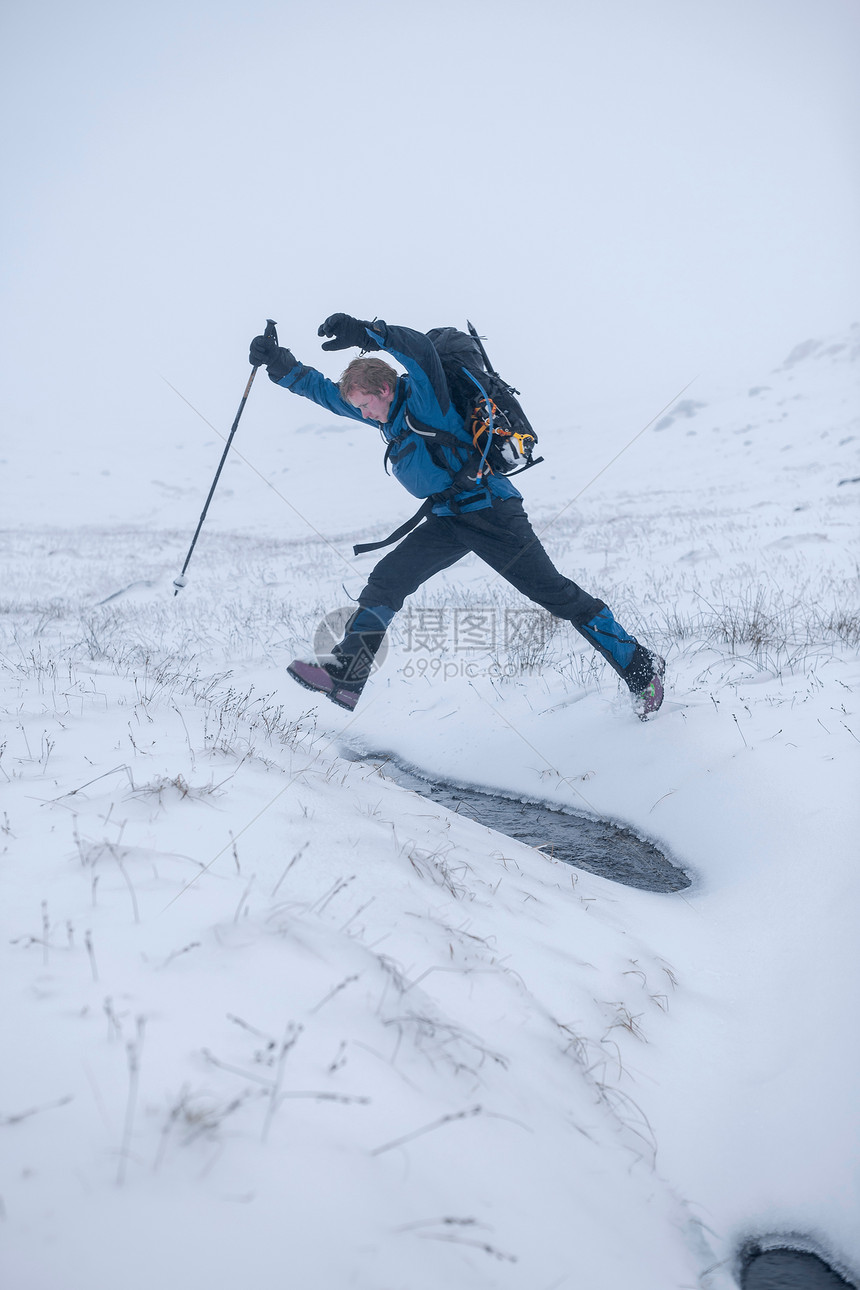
[287,665,359,711]
[635,658,666,721]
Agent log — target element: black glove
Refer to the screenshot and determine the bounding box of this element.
[317,313,381,352]
[249,335,298,383]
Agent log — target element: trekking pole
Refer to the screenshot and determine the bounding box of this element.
[173,319,277,595]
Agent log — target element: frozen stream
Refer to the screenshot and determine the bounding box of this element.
[352,751,691,893]
[741,1245,856,1288]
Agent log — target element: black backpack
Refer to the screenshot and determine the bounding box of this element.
[426,322,542,477]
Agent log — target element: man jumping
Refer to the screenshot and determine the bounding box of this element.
[249,314,665,718]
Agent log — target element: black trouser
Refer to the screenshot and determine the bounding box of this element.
[333,497,651,689]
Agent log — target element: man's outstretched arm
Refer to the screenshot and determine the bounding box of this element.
[317,314,452,424]
[248,330,366,421]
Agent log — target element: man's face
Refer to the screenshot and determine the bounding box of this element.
[348,384,393,423]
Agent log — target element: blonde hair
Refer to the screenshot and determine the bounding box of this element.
[339,357,398,400]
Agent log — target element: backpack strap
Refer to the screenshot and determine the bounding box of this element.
[402,409,491,492]
[356,407,489,556]
[382,436,400,475]
[403,412,475,455]
[353,498,435,555]
[352,470,491,556]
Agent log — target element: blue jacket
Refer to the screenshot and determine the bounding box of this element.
[276,321,521,516]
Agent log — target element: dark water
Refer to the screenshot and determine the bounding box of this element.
[357,752,690,894]
[742,1247,855,1289]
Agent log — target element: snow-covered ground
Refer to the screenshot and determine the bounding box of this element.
[2,330,859,1289]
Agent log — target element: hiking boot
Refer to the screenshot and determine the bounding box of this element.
[631,654,666,720]
[287,660,363,711]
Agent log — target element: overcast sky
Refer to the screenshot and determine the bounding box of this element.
[1,0,858,522]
